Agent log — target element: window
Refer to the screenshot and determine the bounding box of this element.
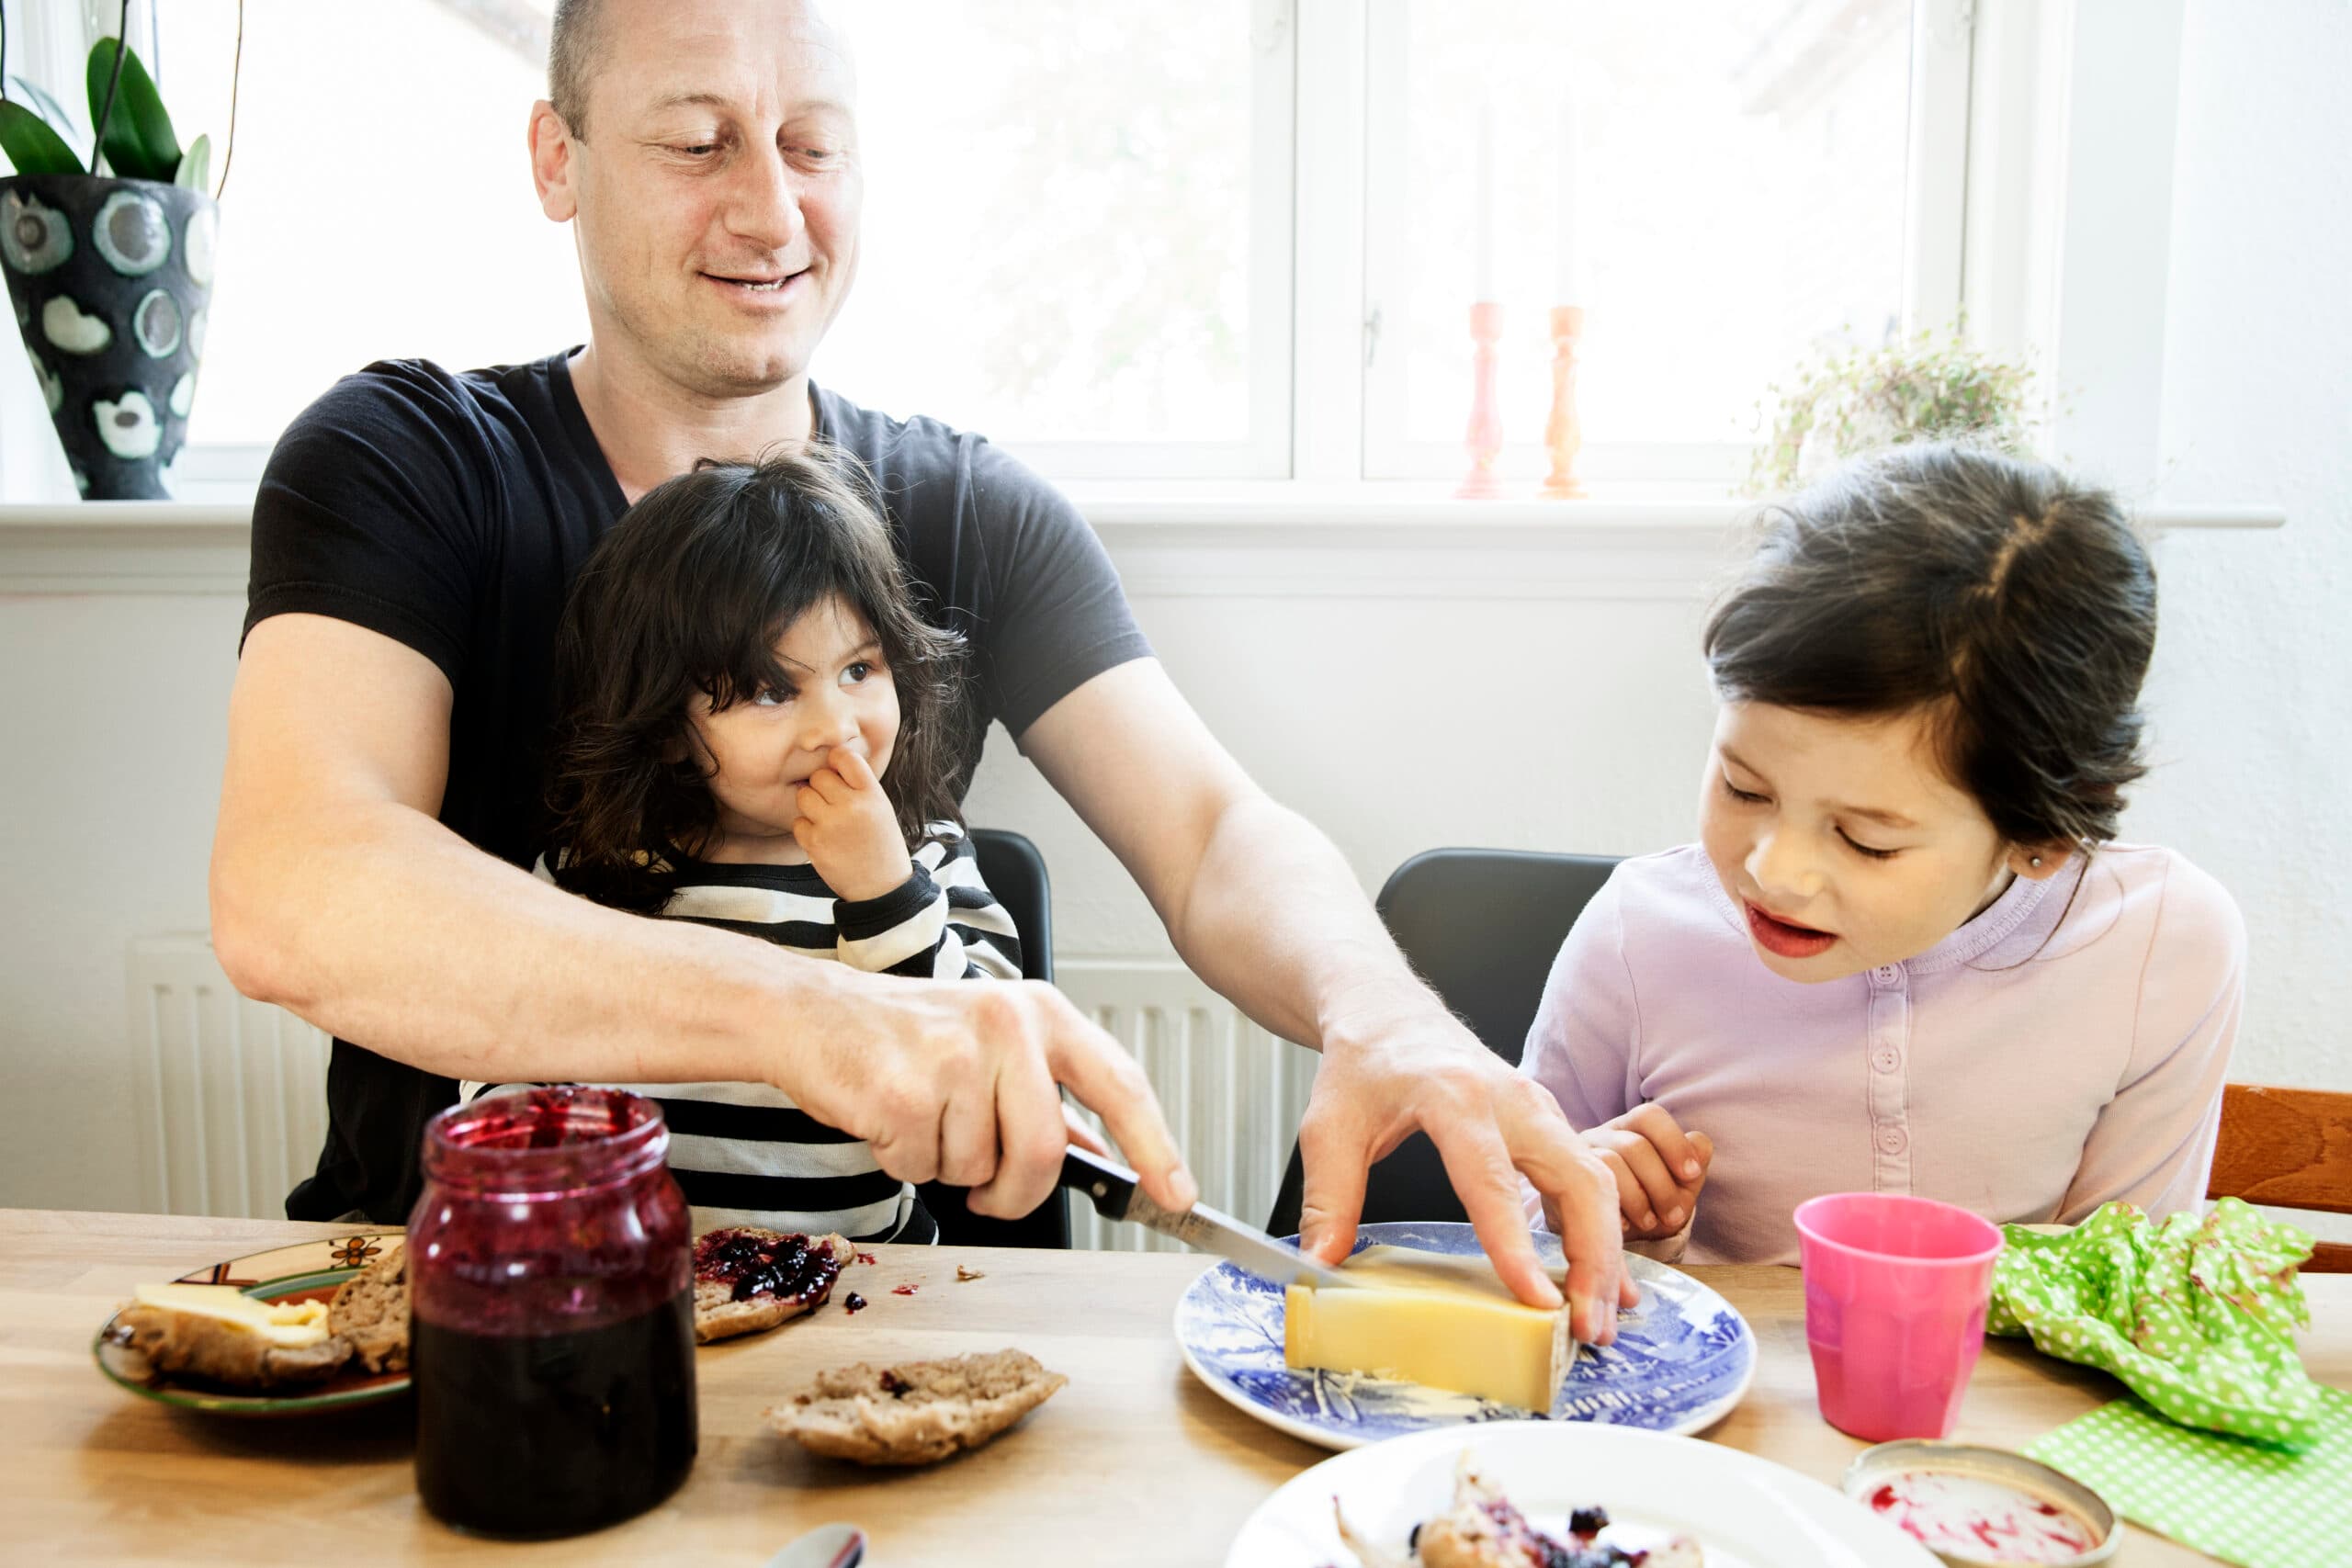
[4,0,1970,491]
[149,1,587,460]
[1363,0,1939,486]
[822,1,1292,478]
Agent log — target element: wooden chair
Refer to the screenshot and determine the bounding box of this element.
[2207,1083,2352,1272]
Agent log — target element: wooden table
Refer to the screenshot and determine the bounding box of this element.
[4,1210,2345,1564]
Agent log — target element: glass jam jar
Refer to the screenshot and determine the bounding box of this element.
[409,1086,695,1538]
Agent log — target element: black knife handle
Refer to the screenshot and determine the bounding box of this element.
[1058,1145,1139,1221]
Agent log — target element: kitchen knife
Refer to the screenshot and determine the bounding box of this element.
[1058,1145,1348,1290]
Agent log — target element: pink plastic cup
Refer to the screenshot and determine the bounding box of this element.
[1793,1192,2004,1442]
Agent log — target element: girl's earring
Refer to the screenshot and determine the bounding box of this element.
[2030,855,2043,867]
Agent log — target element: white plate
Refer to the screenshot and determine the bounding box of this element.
[1177,1221,1755,1450]
[1226,1420,1943,1567]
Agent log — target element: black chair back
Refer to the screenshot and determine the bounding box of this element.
[969,828,1055,982]
[1265,848,1621,1235]
[920,827,1071,1248]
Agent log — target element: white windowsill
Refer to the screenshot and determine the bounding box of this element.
[0,487,2287,601]
[0,482,2290,530]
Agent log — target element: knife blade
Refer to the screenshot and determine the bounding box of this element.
[1058,1146,1348,1290]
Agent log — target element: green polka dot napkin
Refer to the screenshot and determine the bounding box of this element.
[2026,1388,2352,1568]
[1989,1198,2325,1448]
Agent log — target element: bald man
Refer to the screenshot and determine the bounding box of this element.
[211,0,1627,1327]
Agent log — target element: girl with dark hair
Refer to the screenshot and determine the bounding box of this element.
[1521,445,2245,1265]
[467,448,1023,1244]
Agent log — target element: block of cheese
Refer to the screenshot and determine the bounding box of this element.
[1283,1244,1573,1413]
[132,1282,333,1348]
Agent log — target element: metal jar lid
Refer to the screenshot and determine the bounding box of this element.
[1842,1440,2120,1567]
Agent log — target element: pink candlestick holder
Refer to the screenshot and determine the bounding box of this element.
[1455,301,1505,500]
[1542,305,1588,500]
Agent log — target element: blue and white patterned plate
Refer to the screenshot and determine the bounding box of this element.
[1175,1221,1755,1451]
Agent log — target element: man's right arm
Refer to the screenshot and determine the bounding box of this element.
[210,614,1193,1219]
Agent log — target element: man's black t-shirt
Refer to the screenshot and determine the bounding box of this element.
[244,351,1151,1223]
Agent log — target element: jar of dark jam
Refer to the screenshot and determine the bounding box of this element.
[409,1086,695,1538]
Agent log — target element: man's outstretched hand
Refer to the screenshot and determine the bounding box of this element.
[1293,982,1634,1343]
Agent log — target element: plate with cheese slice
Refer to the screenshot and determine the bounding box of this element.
[93,1231,410,1416]
[1176,1221,1753,1451]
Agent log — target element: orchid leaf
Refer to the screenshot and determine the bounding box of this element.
[175,132,210,191]
[86,39,179,184]
[5,73,85,151]
[0,98,84,176]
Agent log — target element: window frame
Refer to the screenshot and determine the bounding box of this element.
[905,0,1299,481]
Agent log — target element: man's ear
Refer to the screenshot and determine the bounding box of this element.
[2007,842,2071,882]
[529,101,579,222]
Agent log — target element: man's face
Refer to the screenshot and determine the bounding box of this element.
[549,0,862,398]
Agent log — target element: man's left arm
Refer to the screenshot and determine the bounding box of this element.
[1022,660,1629,1335]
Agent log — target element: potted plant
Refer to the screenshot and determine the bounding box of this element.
[1743,330,2041,498]
[1,25,226,500]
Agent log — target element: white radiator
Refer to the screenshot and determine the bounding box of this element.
[126,941,1318,1244]
[1055,958,1320,1251]
[126,936,332,1220]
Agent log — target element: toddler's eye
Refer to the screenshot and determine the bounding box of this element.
[1720,773,1768,805]
[752,685,793,707]
[1841,832,1898,861]
[842,661,871,684]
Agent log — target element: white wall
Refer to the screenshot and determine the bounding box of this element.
[2129,0,2351,1100]
[1,0,2344,1218]
[965,580,1720,954]
[0,594,238,1210]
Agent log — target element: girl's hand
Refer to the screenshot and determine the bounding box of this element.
[793,746,915,901]
[1580,1105,1713,1241]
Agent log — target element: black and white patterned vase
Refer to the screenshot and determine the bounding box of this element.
[2,174,218,501]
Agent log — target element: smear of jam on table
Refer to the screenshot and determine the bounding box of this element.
[891,1283,919,1296]
[855,1251,877,1266]
[1868,1472,2098,1563]
[691,1229,842,1306]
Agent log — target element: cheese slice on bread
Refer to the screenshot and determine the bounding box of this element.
[119,1284,354,1389]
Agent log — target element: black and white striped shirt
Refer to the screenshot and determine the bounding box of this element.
[465,823,1019,1242]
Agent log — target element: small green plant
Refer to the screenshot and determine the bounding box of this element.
[1744,330,2041,497]
[0,17,225,194]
